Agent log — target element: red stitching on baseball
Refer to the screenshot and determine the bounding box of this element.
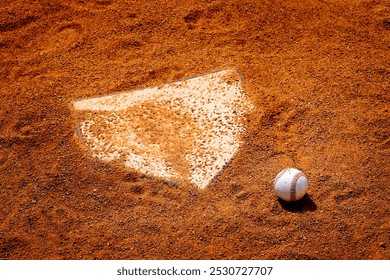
[290,172,304,202]
[274,168,289,187]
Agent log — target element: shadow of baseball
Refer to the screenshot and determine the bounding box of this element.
[278,194,317,213]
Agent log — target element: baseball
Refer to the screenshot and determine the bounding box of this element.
[274,168,308,202]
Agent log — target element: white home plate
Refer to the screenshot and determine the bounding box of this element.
[72,69,253,189]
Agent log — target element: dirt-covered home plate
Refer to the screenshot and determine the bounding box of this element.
[72,69,254,189]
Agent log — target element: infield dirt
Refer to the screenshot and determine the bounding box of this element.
[0,0,389,259]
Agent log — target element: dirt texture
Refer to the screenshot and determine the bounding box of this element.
[0,0,389,260]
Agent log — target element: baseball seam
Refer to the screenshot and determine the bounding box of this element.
[290,172,304,202]
[273,168,289,187]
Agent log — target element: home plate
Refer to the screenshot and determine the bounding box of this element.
[72,69,254,189]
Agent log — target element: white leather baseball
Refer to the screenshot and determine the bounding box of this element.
[274,168,308,202]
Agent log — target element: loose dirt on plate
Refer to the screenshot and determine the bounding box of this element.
[73,69,253,190]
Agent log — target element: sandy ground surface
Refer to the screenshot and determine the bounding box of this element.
[0,0,389,259]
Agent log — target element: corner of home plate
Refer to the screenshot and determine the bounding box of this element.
[72,68,254,189]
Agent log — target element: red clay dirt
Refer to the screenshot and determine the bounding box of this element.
[0,0,389,259]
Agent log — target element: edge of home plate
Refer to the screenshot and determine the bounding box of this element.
[73,68,254,189]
